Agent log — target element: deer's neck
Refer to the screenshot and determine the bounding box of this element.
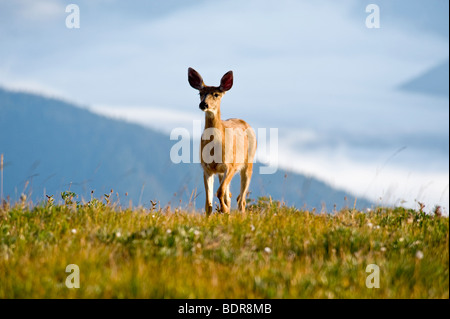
[204,108,223,131]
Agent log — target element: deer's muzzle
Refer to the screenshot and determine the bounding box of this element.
[199,101,208,110]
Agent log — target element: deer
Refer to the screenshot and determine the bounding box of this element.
[188,67,257,215]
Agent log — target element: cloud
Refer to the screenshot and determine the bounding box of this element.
[275,134,449,213]
[2,0,64,22]
[0,78,68,100]
[89,104,201,136]
[0,0,448,212]
[1,0,447,107]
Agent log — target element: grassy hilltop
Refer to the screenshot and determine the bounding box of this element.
[0,195,448,299]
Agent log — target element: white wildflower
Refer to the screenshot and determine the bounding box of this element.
[250,224,255,232]
[415,250,424,260]
[166,229,172,234]
[71,229,77,234]
[264,247,272,254]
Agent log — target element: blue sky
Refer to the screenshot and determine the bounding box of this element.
[0,0,448,212]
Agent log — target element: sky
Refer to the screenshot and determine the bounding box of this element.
[0,0,448,213]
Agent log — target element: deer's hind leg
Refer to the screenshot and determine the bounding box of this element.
[218,173,232,209]
[237,163,253,213]
[217,168,237,214]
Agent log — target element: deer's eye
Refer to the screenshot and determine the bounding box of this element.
[213,93,220,98]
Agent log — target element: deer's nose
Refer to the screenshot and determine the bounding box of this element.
[199,101,208,110]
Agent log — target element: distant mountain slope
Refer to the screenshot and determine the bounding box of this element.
[0,88,372,210]
[399,60,449,97]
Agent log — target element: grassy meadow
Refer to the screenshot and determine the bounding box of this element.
[0,194,448,299]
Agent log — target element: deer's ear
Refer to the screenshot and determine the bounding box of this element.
[188,67,204,90]
[219,71,233,91]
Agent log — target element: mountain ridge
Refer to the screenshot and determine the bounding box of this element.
[0,87,372,211]
[399,60,449,97]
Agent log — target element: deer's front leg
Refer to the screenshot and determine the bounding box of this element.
[217,168,236,214]
[204,172,214,216]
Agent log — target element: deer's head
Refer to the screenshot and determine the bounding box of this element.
[188,68,233,115]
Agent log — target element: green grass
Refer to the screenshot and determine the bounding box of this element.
[0,196,448,298]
